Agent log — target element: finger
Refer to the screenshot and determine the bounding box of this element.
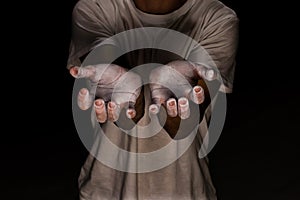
[149,86,172,115]
[77,88,93,110]
[191,63,217,81]
[126,109,136,119]
[204,69,216,81]
[190,85,205,104]
[178,97,190,119]
[166,98,178,117]
[199,67,216,81]
[107,70,142,119]
[94,99,107,123]
[69,66,79,77]
[107,101,120,122]
[125,102,136,119]
[69,66,96,79]
[149,104,160,115]
[112,92,139,120]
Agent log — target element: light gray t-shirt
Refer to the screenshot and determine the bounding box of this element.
[68,0,238,92]
[67,0,238,199]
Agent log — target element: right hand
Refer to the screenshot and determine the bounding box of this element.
[70,64,142,123]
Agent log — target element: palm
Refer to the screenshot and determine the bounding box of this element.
[70,64,142,122]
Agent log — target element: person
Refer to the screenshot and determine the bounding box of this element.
[67,0,238,199]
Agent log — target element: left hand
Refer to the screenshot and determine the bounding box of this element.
[148,60,216,119]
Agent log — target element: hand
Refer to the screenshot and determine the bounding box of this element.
[70,64,142,123]
[149,60,216,119]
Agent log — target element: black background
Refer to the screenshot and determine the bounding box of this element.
[2,0,299,199]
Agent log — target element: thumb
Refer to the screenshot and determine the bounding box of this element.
[190,62,217,81]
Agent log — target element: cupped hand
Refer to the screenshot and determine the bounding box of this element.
[149,60,216,119]
[70,64,142,123]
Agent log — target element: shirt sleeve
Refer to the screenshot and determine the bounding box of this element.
[190,6,239,93]
[67,0,116,69]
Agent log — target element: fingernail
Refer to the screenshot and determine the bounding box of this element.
[149,104,160,115]
[194,86,202,93]
[94,99,105,108]
[126,109,136,119]
[192,86,204,104]
[108,101,116,109]
[205,69,215,80]
[79,88,88,96]
[71,67,79,77]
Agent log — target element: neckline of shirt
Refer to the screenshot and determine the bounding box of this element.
[126,0,196,25]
